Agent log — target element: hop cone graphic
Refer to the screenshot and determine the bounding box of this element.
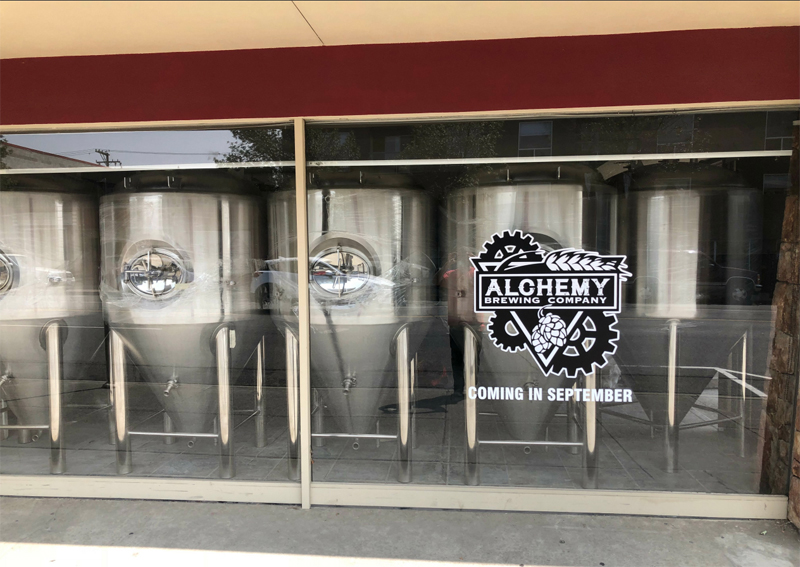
[531,313,567,353]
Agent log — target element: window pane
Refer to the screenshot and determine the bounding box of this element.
[1,130,300,482]
[294,145,793,492]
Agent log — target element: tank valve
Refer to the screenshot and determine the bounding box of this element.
[342,376,357,395]
[163,377,179,397]
[0,373,12,388]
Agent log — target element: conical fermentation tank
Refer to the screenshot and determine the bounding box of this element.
[267,170,436,482]
[100,173,264,478]
[613,162,766,471]
[443,164,617,486]
[0,175,104,473]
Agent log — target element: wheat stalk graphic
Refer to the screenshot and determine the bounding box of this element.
[544,249,631,278]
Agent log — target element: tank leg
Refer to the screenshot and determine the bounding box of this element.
[216,328,234,479]
[45,322,65,474]
[255,337,267,449]
[312,389,325,448]
[0,399,8,441]
[106,359,116,446]
[411,354,418,451]
[568,395,579,455]
[665,319,679,473]
[286,329,301,481]
[582,371,598,489]
[396,326,412,484]
[110,331,132,474]
[739,331,748,458]
[163,413,175,445]
[464,327,479,486]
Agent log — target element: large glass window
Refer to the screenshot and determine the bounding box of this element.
[0,109,797,500]
[301,109,798,492]
[1,127,300,482]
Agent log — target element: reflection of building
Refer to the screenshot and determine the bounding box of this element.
[0,142,100,169]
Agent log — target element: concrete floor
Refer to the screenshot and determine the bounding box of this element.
[0,497,798,567]
[0,380,766,494]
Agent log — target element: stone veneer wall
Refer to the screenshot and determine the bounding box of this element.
[759,122,799,528]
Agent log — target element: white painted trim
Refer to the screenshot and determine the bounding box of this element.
[0,475,786,519]
[309,151,792,168]
[1,100,797,134]
[2,152,788,177]
[294,118,313,510]
[309,483,789,519]
[0,161,296,176]
[0,475,301,504]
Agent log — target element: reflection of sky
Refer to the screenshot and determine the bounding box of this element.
[5,130,236,167]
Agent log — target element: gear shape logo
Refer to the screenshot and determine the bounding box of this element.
[472,231,630,379]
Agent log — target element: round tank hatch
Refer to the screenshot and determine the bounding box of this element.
[0,250,15,295]
[123,247,188,299]
[311,246,372,296]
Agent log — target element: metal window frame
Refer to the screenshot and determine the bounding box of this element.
[1,99,799,519]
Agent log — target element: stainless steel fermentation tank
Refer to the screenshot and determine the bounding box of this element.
[0,175,104,473]
[443,164,617,486]
[613,163,766,471]
[101,173,266,478]
[268,170,435,483]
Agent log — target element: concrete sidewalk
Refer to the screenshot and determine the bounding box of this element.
[0,497,798,566]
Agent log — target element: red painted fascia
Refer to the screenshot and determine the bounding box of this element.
[1,26,798,127]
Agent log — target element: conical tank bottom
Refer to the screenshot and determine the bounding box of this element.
[311,322,421,435]
[114,323,225,434]
[478,337,572,441]
[616,315,747,425]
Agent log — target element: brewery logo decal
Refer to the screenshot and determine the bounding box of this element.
[472,231,630,379]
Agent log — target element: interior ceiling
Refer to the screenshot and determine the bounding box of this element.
[1,1,798,59]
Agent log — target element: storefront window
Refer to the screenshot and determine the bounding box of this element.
[301,110,797,492]
[0,127,300,482]
[0,110,797,499]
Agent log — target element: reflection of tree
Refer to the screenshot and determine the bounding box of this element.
[217,128,291,163]
[401,121,502,160]
[0,135,8,169]
[306,129,360,161]
[577,115,713,154]
[401,121,503,195]
[217,127,361,163]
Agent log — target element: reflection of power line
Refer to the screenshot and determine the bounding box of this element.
[95,149,122,167]
[104,149,222,156]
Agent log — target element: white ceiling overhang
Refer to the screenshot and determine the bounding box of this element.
[1,1,798,59]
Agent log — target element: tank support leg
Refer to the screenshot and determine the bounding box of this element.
[665,319,679,473]
[464,327,479,486]
[286,329,301,481]
[216,328,234,479]
[163,413,175,445]
[106,356,117,446]
[45,322,65,474]
[568,393,579,455]
[0,399,8,441]
[255,337,267,449]
[412,353,418,451]
[739,331,748,458]
[312,388,325,448]
[110,330,132,474]
[396,326,412,483]
[582,371,598,489]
